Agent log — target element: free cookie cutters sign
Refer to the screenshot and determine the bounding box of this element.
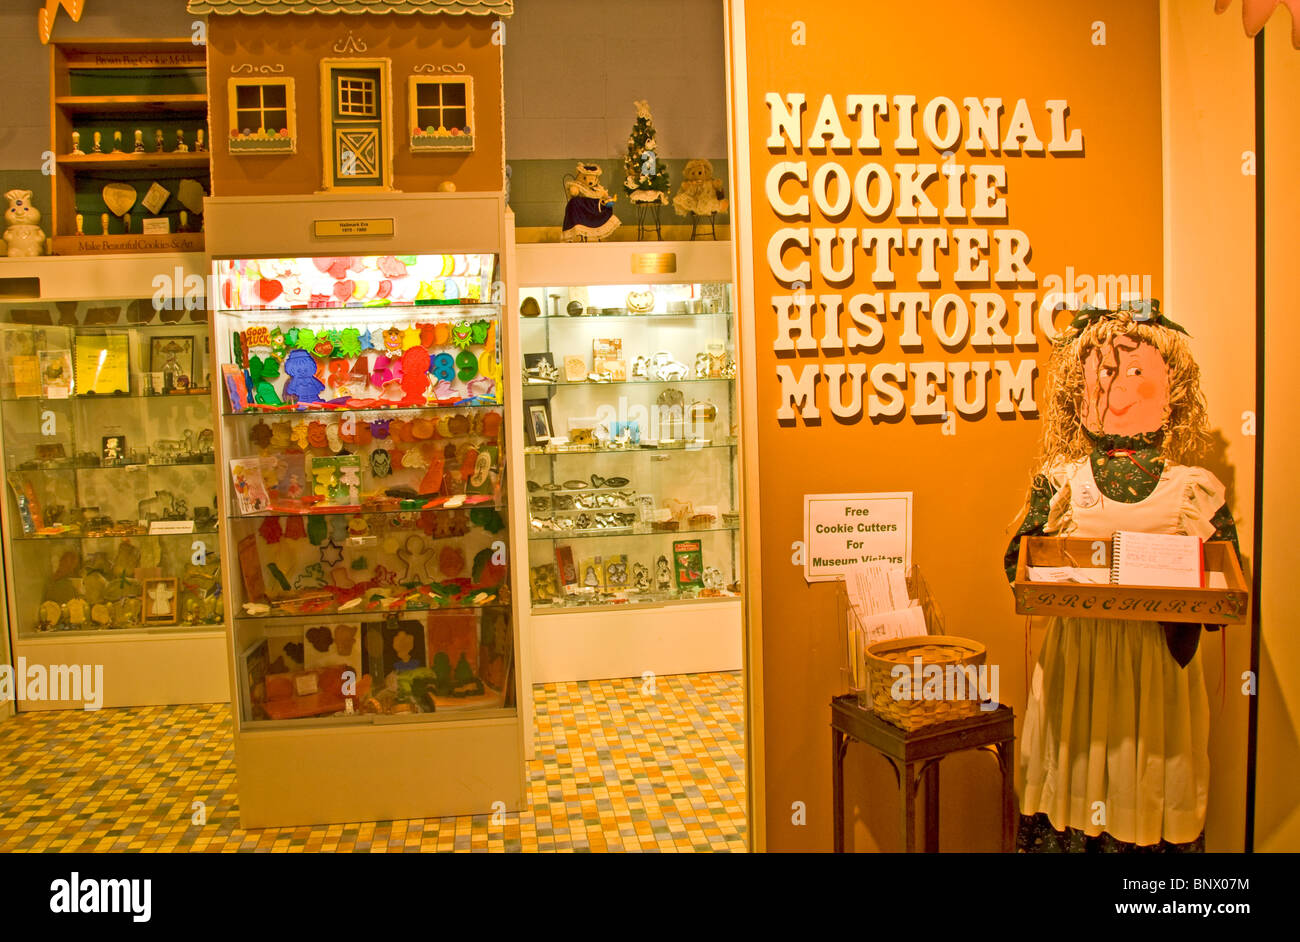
[803,492,912,583]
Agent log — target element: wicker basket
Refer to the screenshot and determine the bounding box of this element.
[864,635,987,731]
[836,565,946,704]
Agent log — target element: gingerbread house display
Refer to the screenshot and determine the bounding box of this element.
[188,0,511,196]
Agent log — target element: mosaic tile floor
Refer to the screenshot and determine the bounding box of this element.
[0,672,746,853]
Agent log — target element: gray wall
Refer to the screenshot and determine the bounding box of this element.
[503,0,728,160]
[503,0,730,228]
[0,0,731,235]
[0,0,198,169]
[0,0,198,238]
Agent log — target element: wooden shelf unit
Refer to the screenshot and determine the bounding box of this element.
[50,39,212,255]
[57,153,211,170]
[55,94,210,115]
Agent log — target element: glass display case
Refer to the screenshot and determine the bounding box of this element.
[0,254,229,711]
[212,251,516,726]
[204,191,525,828]
[517,279,740,612]
[0,296,221,638]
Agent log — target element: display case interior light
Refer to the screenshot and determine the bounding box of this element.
[577,283,707,310]
[214,253,497,312]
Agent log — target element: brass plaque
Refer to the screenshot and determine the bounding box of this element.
[630,252,677,274]
[313,218,395,238]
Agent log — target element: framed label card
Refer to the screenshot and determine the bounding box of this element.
[10,355,40,399]
[38,350,73,399]
[141,577,179,625]
[73,334,130,396]
[150,335,195,389]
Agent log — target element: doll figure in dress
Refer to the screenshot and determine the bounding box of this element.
[673,158,730,218]
[655,555,673,592]
[1005,301,1239,852]
[561,162,620,243]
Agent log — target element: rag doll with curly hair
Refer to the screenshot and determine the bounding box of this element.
[1005,303,1239,853]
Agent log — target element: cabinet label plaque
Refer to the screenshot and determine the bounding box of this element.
[313,218,395,238]
[149,520,196,535]
[630,252,676,274]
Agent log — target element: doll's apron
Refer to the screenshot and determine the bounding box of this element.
[1020,457,1224,846]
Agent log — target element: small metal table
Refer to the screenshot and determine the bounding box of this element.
[831,695,1016,852]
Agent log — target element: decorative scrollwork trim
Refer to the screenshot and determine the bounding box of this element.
[334,31,368,54]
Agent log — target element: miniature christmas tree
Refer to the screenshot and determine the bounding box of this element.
[623,100,669,206]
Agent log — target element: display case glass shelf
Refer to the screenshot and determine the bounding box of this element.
[528,522,740,541]
[14,528,219,542]
[0,300,222,638]
[524,311,734,321]
[214,251,516,726]
[523,376,733,388]
[518,278,739,613]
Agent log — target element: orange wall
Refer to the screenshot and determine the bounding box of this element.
[1162,0,1256,851]
[731,0,1166,851]
[207,13,504,196]
[1163,2,1300,855]
[1257,13,1300,852]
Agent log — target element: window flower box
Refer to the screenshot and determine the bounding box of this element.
[229,129,296,155]
[411,126,474,153]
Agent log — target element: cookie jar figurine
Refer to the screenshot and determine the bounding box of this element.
[561,162,620,243]
[1005,302,1239,853]
[2,189,47,257]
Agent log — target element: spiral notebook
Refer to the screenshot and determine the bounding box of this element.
[1110,531,1204,588]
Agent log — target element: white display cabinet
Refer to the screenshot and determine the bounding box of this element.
[0,254,229,711]
[510,241,743,686]
[205,193,527,826]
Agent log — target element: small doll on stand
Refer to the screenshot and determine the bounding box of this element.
[561,162,620,243]
[673,158,730,239]
[1005,301,1239,853]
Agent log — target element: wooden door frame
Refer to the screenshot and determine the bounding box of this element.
[318,57,396,193]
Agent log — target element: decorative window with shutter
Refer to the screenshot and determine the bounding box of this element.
[227,77,297,155]
[408,76,475,153]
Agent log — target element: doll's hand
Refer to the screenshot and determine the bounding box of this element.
[1159,622,1202,668]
